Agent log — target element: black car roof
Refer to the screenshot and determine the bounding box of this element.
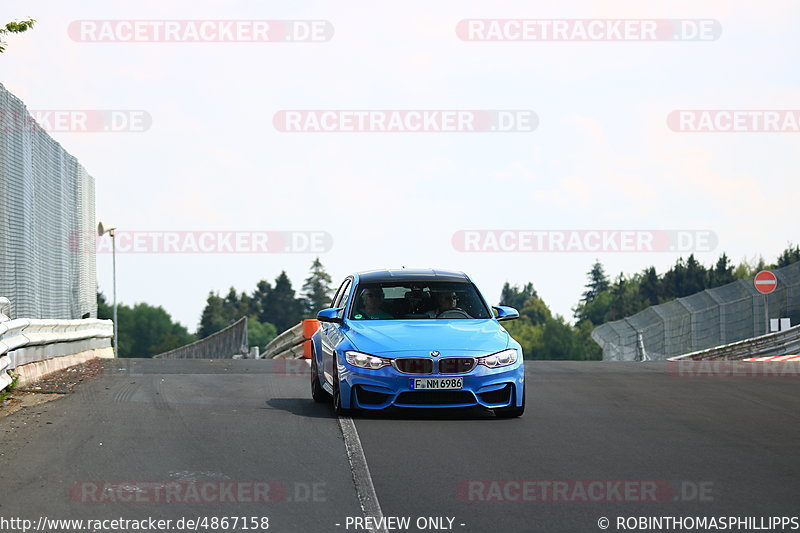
[355,268,470,284]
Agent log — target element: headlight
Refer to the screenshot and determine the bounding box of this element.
[345,351,391,370]
[477,349,518,368]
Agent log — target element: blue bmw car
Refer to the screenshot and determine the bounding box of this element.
[310,269,525,417]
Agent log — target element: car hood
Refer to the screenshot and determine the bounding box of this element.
[344,319,510,355]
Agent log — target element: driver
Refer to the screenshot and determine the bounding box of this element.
[427,291,459,318]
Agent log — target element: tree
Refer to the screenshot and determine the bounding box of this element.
[518,295,551,325]
[501,318,544,360]
[777,243,800,268]
[500,282,538,311]
[222,287,255,319]
[247,317,277,349]
[579,290,614,325]
[125,303,194,357]
[574,319,602,360]
[582,261,610,303]
[252,280,272,323]
[302,257,333,316]
[97,292,194,357]
[573,261,610,322]
[262,271,303,333]
[662,257,686,299]
[528,315,585,361]
[639,266,660,306]
[97,291,112,319]
[198,291,228,338]
[708,253,735,288]
[604,273,645,321]
[683,254,707,296]
[0,19,35,53]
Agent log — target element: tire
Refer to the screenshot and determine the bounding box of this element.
[311,349,329,403]
[332,358,351,416]
[495,385,525,418]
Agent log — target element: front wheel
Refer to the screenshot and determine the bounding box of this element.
[332,358,351,416]
[494,385,525,418]
[311,350,329,403]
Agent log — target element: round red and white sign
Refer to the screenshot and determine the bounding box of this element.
[754,270,778,294]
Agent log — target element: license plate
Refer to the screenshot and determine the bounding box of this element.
[409,377,463,390]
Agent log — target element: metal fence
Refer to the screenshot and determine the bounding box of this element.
[592,261,800,361]
[0,83,96,319]
[153,317,248,359]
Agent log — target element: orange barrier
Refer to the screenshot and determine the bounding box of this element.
[302,319,320,339]
[302,319,320,359]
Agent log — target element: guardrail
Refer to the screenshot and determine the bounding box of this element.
[264,320,320,359]
[154,316,248,359]
[668,324,800,361]
[0,317,114,392]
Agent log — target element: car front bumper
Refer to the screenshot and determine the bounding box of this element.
[338,359,525,410]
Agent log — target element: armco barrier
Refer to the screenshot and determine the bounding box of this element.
[154,316,248,359]
[0,354,11,391]
[0,317,114,392]
[668,324,800,361]
[264,319,320,359]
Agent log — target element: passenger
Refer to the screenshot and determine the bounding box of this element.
[358,288,394,320]
[428,291,459,318]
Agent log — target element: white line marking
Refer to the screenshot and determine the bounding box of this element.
[338,416,387,533]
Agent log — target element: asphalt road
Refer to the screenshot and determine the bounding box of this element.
[1,359,799,533]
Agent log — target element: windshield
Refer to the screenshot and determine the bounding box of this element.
[349,281,492,320]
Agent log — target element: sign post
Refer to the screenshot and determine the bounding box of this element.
[754,270,778,334]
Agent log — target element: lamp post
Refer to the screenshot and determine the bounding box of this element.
[98,222,118,357]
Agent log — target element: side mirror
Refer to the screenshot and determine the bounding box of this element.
[493,306,519,321]
[317,307,344,323]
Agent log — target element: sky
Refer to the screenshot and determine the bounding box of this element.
[1,1,798,331]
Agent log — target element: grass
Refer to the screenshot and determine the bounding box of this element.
[0,370,19,402]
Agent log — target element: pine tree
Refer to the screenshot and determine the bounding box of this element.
[302,257,333,316]
[640,266,660,306]
[777,244,800,268]
[582,261,610,304]
[708,253,735,288]
[683,254,707,296]
[198,291,228,338]
[262,271,303,333]
[253,280,272,323]
[573,261,610,322]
